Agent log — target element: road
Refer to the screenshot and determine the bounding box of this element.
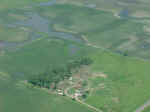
[135,100,150,112]
[64,86,103,112]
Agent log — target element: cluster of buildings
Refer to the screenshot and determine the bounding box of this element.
[57,77,83,100]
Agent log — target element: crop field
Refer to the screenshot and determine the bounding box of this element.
[1,0,150,112]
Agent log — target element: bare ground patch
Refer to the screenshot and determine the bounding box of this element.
[91,72,108,79]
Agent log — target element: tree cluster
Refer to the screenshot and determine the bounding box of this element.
[28,57,93,89]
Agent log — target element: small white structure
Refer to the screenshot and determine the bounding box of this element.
[74,93,82,97]
[58,92,64,96]
[57,89,62,92]
[57,89,64,96]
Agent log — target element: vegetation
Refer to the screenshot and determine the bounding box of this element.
[1,0,150,112]
[55,0,150,17]
[37,3,150,59]
[84,50,150,112]
[28,57,93,89]
[0,35,94,112]
[0,76,93,112]
[143,106,150,112]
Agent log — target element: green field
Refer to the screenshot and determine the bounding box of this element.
[0,31,95,112]
[1,0,150,112]
[56,0,150,17]
[0,0,50,10]
[0,25,30,42]
[0,35,94,76]
[143,106,150,112]
[0,34,95,112]
[1,1,150,59]
[36,4,150,59]
[85,50,150,112]
[0,74,93,112]
[0,1,98,111]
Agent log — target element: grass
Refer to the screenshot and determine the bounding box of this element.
[1,1,150,112]
[143,106,150,112]
[0,2,97,112]
[1,1,150,59]
[0,34,95,112]
[0,75,93,112]
[37,4,150,59]
[38,4,115,33]
[0,34,94,79]
[0,0,50,11]
[88,77,105,88]
[56,0,150,17]
[0,25,30,42]
[83,49,150,112]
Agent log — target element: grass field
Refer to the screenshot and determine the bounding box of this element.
[0,0,50,10]
[1,0,150,112]
[0,35,94,77]
[1,1,150,59]
[143,106,150,112]
[0,25,30,42]
[0,1,98,112]
[56,0,150,17]
[36,4,150,59]
[0,34,95,112]
[57,47,150,112]
[0,74,93,112]
[83,49,150,112]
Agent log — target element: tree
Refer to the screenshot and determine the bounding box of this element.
[28,57,93,89]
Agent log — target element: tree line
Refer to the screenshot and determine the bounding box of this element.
[28,57,93,89]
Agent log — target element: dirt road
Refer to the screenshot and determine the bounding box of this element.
[64,86,103,112]
[135,100,150,112]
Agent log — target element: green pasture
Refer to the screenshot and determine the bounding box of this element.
[0,73,93,112]
[84,49,150,112]
[143,106,150,112]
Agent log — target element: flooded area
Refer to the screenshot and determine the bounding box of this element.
[14,13,50,33]
[1,0,83,51]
